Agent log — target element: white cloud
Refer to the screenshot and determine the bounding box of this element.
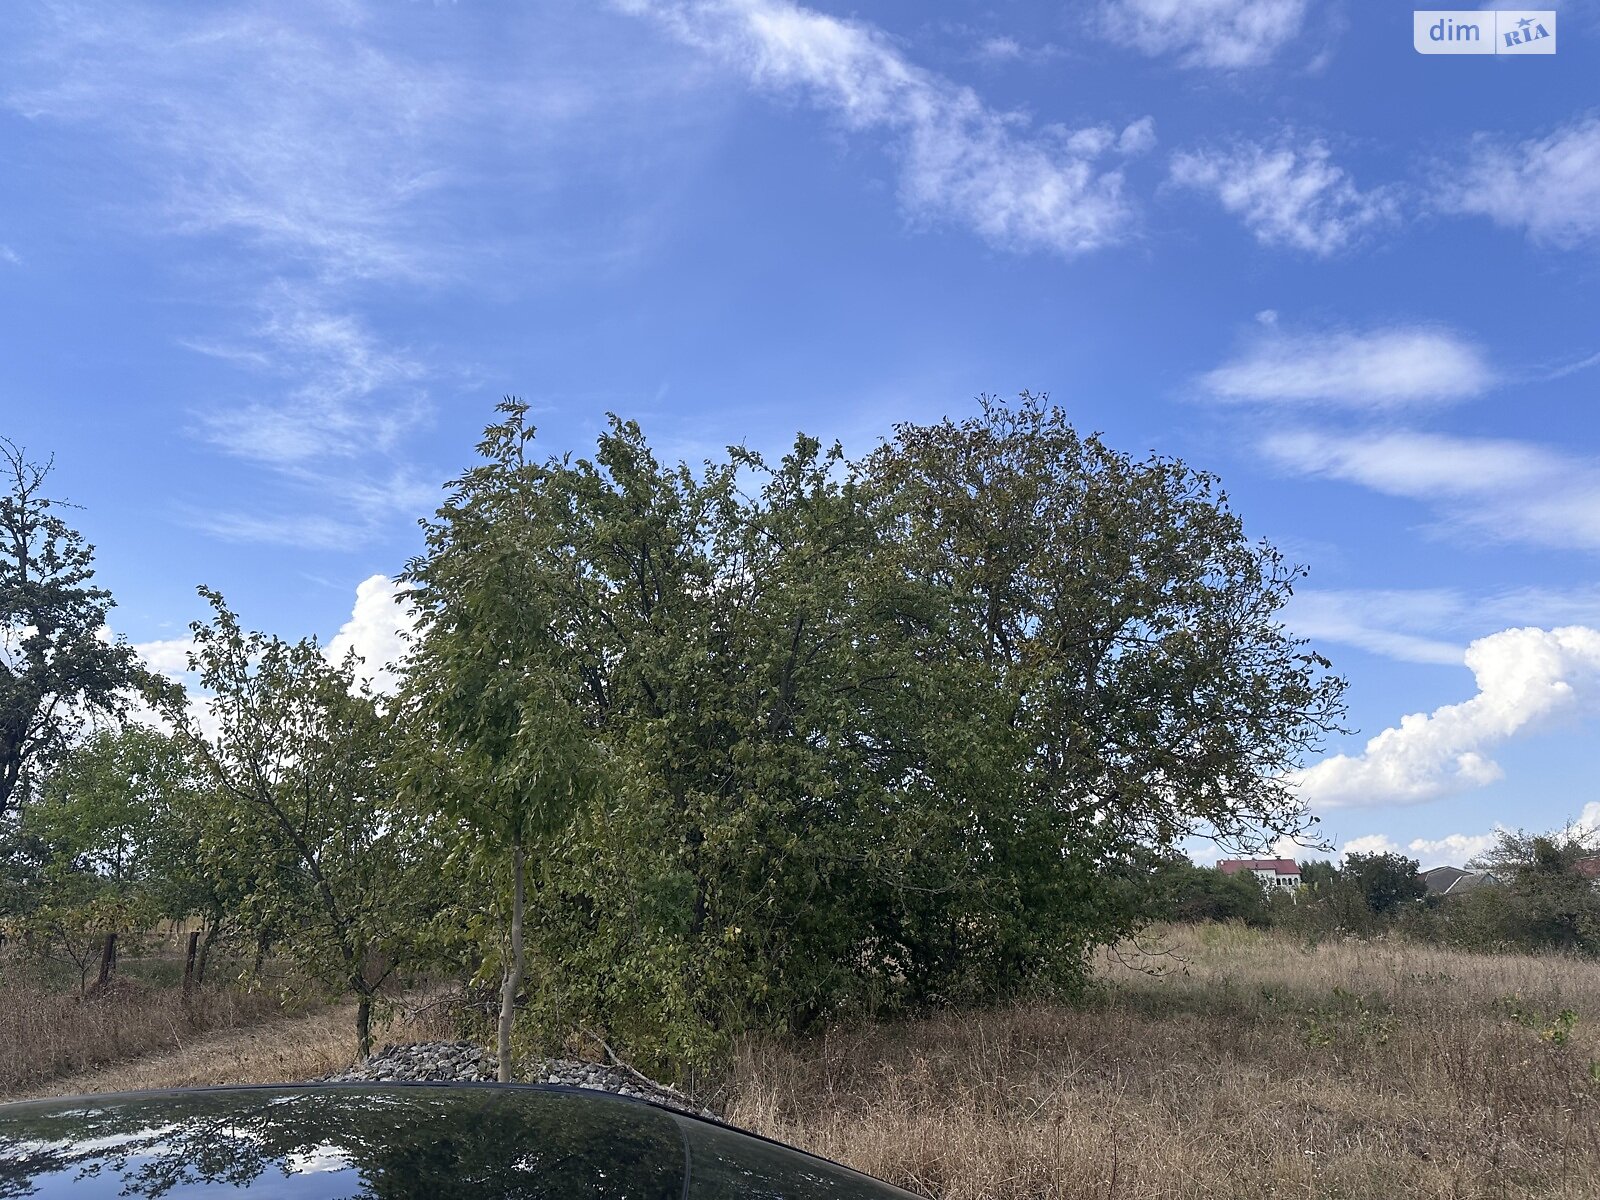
[190,291,428,467]
[1117,116,1158,157]
[621,0,1145,256]
[1406,831,1498,866]
[1341,833,1401,858]
[1262,429,1600,552]
[1201,327,1492,407]
[1344,805,1600,871]
[0,244,19,265]
[1338,831,1499,868]
[6,3,710,546]
[131,636,199,678]
[977,36,1024,62]
[1170,137,1397,254]
[1294,625,1600,808]
[1440,114,1600,247]
[131,575,415,731]
[326,574,415,696]
[1101,0,1308,68]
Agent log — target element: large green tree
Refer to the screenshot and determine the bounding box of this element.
[402,397,1348,1075]
[0,439,165,821]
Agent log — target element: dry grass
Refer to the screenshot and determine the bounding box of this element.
[0,975,300,1098]
[8,1002,364,1100]
[727,924,1600,1199]
[0,974,469,1102]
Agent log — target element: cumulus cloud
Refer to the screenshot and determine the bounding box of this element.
[1201,327,1492,407]
[131,636,200,678]
[1262,429,1600,552]
[1341,833,1401,857]
[1338,831,1499,868]
[130,574,416,733]
[1101,0,1308,68]
[1407,831,1499,865]
[620,0,1146,256]
[1170,137,1397,255]
[326,574,416,696]
[1439,114,1600,247]
[1294,625,1600,808]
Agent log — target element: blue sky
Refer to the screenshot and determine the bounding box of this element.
[2,0,1598,866]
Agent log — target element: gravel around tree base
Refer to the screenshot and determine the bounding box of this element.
[315,1041,713,1117]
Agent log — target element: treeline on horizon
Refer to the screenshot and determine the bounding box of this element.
[1151,843,1600,953]
[0,392,1447,1082]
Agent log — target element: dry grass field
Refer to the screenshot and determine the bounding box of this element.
[728,924,1600,1199]
[7,924,1600,1198]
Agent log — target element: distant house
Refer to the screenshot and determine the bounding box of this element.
[1217,858,1301,892]
[1420,865,1500,897]
[1576,856,1600,883]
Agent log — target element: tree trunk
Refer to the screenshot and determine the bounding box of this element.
[356,992,373,1062]
[497,835,527,1084]
[252,929,270,977]
[196,921,222,984]
[95,932,118,989]
[182,931,201,998]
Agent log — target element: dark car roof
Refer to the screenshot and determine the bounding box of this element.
[0,1083,918,1199]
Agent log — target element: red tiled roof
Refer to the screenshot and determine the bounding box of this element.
[1217,858,1300,876]
[1575,856,1600,881]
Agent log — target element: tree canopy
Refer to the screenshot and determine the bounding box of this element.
[397,396,1348,1070]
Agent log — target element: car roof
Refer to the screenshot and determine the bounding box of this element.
[0,1082,919,1199]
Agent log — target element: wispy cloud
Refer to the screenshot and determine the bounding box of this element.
[1438,113,1600,248]
[620,0,1148,257]
[187,289,429,466]
[1262,429,1600,552]
[7,7,476,285]
[1284,590,1468,666]
[1100,0,1309,68]
[5,2,713,546]
[1296,625,1600,809]
[1170,136,1397,254]
[1286,585,1600,666]
[0,244,19,265]
[1202,326,1493,407]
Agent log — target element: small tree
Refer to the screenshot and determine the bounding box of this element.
[400,409,602,1081]
[0,439,169,821]
[1473,826,1600,952]
[18,725,197,989]
[170,590,435,1058]
[1342,852,1425,917]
